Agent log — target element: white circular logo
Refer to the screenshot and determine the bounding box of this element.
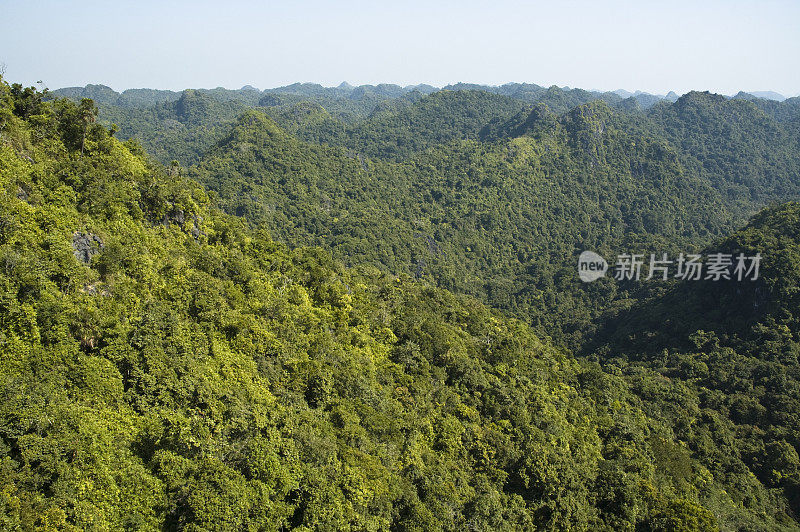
[578,251,608,282]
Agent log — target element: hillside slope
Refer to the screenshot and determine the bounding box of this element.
[584,203,800,529]
[5,79,790,530]
[6,81,796,530]
[192,103,742,346]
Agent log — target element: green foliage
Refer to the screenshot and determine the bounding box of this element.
[191,103,742,347]
[6,78,800,529]
[649,499,719,532]
[95,90,250,166]
[648,91,800,205]
[586,203,800,530]
[0,79,765,530]
[328,90,529,161]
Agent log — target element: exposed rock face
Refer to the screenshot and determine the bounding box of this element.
[161,208,206,239]
[162,208,205,239]
[163,208,185,227]
[72,232,103,264]
[190,213,205,239]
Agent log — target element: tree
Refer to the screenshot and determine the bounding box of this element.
[79,97,97,154]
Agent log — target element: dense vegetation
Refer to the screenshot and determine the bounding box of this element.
[67,81,800,347]
[584,202,800,529]
[51,82,675,167]
[4,77,800,530]
[189,92,800,347]
[97,90,250,166]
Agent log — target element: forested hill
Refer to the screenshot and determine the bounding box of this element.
[49,82,676,166]
[96,90,250,166]
[54,83,800,182]
[587,201,800,358]
[583,203,800,525]
[308,90,528,161]
[647,92,800,205]
[6,77,800,529]
[8,77,800,530]
[190,92,800,346]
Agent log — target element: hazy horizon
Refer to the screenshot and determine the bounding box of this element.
[39,81,800,101]
[2,0,799,97]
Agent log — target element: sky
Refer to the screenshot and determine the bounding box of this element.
[1,0,799,97]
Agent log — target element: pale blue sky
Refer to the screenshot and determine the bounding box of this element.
[1,0,798,96]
